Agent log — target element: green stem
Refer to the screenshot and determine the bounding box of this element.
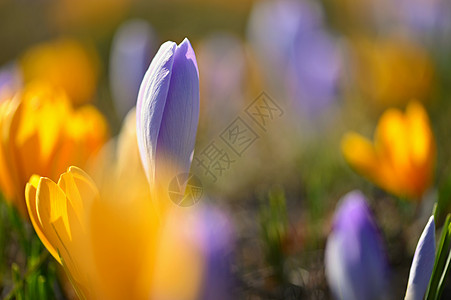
[4,251,50,300]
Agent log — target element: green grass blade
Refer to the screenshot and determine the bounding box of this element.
[426,214,451,299]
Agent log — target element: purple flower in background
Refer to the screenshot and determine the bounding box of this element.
[396,0,451,38]
[289,28,341,115]
[247,0,341,116]
[197,33,246,133]
[110,19,157,119]
[325,191,389,300]
[195,204,236,300]
[198,33,245,103]
[150,203,235,300]
[405,216,436,300]
[0,62,22,102]
[368,0,451,44]
[136,38,200,186]
[248,0,322,74]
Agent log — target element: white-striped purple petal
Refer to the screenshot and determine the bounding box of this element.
[405,216,436,300]
[325,191,389,300]
[136,38,199,187]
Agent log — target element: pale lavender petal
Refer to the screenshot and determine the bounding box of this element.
[405,216,436,300]
[110,19,157,119]
[325,191,389,300]
[155,38,199,184]
[136,41,176,184]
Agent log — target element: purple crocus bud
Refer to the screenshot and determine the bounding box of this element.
[325,191,389,300]
[110,19,156,119]
[136,38,199,187]
[405,216,436,300]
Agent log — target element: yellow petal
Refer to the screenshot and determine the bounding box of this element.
[25,175,60,263]
[1,96,29,214]
[57,167,97,296]
[375,108,410,170]
[406,101,434,166]
[0,81,108,215]
[36,177,72,262]
[53,105,108,178]
[342,131,404,197]
[341,132,379,175]
[16,83,70,163]
[0,98,19,202]
[57,166,99,228]
[89,186,159,299]
[150,210,204,300]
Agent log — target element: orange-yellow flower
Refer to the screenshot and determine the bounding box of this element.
[26,166,155,299]
[25,167,203,300]
[0,82,107,215]
[20,38,99,105]
[25,110,204,300]
[341,101,435,200]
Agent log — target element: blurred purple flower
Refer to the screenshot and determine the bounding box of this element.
[396,0,451,38]
[289,28,341,115]
[0,62,22,102]
[110,19,157,119]
[247,0,341,116]
[197,33,246,132]
[195,204,236,300]
[405,216,436,300]
[136,38,199,186]
[325,191,389,300]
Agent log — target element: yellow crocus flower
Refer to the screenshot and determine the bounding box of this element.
[0,82,107,215]
[342,101,435,200]
[20,38,99,105]
[25,166,158,299]
[25,168,203,300]
[25,110,204,300]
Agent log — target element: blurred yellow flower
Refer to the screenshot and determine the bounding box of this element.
[26,166,156,299]
[0,82,107,215]
[342,101,435,200]
[25,167,203,300]
[25,110,204,300]
[354,38,434,107]
[20,38,99,105]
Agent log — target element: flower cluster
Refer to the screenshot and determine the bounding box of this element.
[1,0,451,299]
